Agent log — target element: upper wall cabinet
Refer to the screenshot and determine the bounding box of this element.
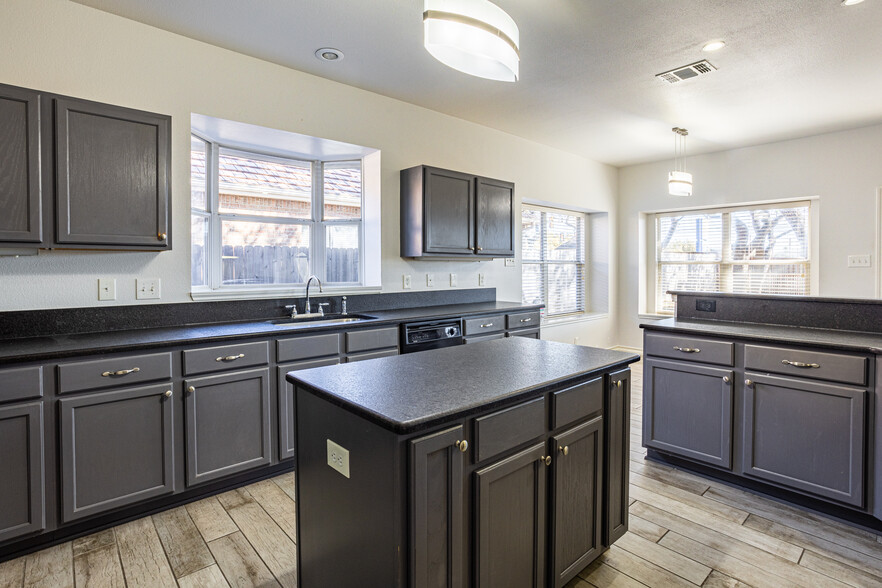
[0,82,171,251]
[401,165,514,259]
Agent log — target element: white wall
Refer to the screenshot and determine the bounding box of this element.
[617,123,882,348]
[0,0,619,347]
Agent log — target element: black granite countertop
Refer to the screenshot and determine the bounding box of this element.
[641,317,882,354]
[288,337,639,434]
[0,301,541,364]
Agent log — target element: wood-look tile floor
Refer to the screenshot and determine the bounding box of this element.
[3,360,882,587]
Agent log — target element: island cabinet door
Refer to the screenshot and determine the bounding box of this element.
[0,402,44,542]
[643,358,734,470]
[184,368,271,486]
[604,369,630,546]
[550,416,603,588]
[742,373,866,507]
[409,425,466,588]
[475,442,547,588]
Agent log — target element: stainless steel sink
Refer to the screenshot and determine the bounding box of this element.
[265,313,376,326]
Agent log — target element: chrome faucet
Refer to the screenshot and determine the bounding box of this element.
[305,275,323,314]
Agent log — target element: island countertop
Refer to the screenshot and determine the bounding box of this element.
[287,337,640,434]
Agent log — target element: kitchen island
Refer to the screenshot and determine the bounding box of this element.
[288,337,639,587]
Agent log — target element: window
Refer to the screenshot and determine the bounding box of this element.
[652,201,813,313]
[521,204,587,317]
[191,129,375,295]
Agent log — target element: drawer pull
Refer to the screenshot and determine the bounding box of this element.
[455,439,468,453]
[540,455,552,466]
[781,359,820,369]
[673,346,700,353]
[163,390,173,398]
[101,367,140,377]
[559,445,569,456]
[520,318,533,323]
[480,323,494,328]
[216,353,245,362]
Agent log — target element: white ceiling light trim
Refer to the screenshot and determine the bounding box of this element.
[424,0,520,82]
[702,40,726,52]
[669,127,693,196]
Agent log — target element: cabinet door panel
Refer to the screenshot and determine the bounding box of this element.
[475,177,514,256]
[55,98,170,247]
[0,402,44,542]
[0,84,42,244]
[604,370,630,546]
[410,425,465,588]
[424,167,474,255]
[743,373,865,507]
[278,359,340,461]
[551,417,603,588]
[185,368,271,486]
[643,358,733,469]
[59,384,174,522]
[475,442,546,588]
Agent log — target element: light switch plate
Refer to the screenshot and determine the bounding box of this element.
[327,439,350,478]
[98,278,116,301]
[450,273,457,287]
[136,278,161,299]
[426,273,435,287]
[403,274,412,289]
[847,254,871,268]
[478,273,485,286]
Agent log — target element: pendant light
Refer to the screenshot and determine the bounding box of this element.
[668,127,693,196]
[423,0,520,82]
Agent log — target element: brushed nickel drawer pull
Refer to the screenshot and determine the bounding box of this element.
[781,359,820,369]
[216,353,245,362]
[520,318,532,323]
[455,440,468,453]
[480,322,494,328]
[101,367,140,377]
[673,346,700,353]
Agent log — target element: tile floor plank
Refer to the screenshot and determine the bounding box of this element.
[244,479,298,543]
[701,570,753,588]
[216,488,256,511]
[272,472,297,503]
[186,496,238,543]
[580,560,649,588]
[799,549,882,588]
[614,531,711,585]
[73,543,125,588]
[627,514,668,543]
[114,517,177,588]
[600,544,702,587]
[22,542,73,588]
[71,529,115,558]
[222,500,297,588]
[0,556,25,588]
[630,471,749,524]
[629,459,712,496]
[152,506,215,578]
[208,531,280,588]
[177,563,232,588]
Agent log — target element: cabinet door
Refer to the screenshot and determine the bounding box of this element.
[475,442,547,588]
[643,358,734,469]
[54,97,170,248]
[604,369,630,546]
[743,373,865,507]
[0,84,42,244]
[59,384,174,522]
[410,425,466,588]
[475,177,514,257]
[551,417,603,588]
[278,358,339,461]
[424,167,474,255]
[0,403,44,542]
[185,368,271,486]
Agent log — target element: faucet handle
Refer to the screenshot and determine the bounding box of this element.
[341,296,348,315]
[318,302,331,316]
[284,304,298,318]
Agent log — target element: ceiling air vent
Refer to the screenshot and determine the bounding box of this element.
[656,60,717,84]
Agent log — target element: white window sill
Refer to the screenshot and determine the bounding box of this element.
[191,285,382,302]
[638,313,673,321]
[542,312,609,328]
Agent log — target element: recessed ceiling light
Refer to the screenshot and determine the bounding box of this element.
[842,0,865,5]
[315,48,344,62]
[702,40,726,52]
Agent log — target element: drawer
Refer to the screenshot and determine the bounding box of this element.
[346,348,399,363]
[552,377,603,429]
[644,332,734,366]
[0,366,43,403]
[277,333,341,363]
[509,329,540,339]
[463,315,504,336]
[345,327,398,354]
[744,344,867,386]
[464,333,505,344]
[506,311,540,330]
[58,352,172,394]
[474,397,546,462]
[183,341,269,376]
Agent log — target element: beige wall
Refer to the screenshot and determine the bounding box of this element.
[617,123,882,349]
[0,0,619,347]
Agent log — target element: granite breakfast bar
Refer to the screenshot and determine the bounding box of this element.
[288,337,639,588]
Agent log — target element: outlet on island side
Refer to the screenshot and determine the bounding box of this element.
[695,299,716,312]
[327,439,350,478]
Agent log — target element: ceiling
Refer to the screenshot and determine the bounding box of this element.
[72,0,882,167]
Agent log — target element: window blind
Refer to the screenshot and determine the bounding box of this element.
[522,205,586,317]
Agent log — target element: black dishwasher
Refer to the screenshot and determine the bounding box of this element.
[400,318,463,353]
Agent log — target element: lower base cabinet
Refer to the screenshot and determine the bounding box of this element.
[604,370,630,546]
[0,403,44,542]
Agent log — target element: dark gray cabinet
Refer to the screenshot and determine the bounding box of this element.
[0,402,44,542]
[278,358,339,461]
[59,383,174,522]
[643,357,734,469]
[184,368,271,486]
[742,372,866,507]
[551,417,603,588]
[475,442,547,588]
[0,84,42,244]
[401,165,514,259]
[604,370,630,546]
[410,425,466,588]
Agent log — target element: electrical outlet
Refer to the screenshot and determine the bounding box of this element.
[478,273,485,286]
[847,254,871,268]
[426,273,435,287]
[573,336,580,345]
[136,278,161,300]
[504,258,515,267]
[450,273,457,287]
[327,439,350,478]
[403,274,412,289]
[98,278,116,301]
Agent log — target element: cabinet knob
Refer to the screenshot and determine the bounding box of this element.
[476,247,483,251]
[559,445,569,456]
[723,376,730,383]
[455,439,468,453]
[541,455,552,466]
[187,385,196,393]
[164,390,173,398]
[616,380,623,388]
[158,232,167,241]
[745,379,753,387]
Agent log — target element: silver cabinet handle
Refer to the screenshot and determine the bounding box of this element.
[164,390,173,398]
[673,346,700,353]
[781,359,820,369]
[745,379,754,387]
[723,376,730,383]
[455,440,468,453]
[101,367,140,377]
[520,318,532,323]
[216,353,245,362]
[480,323,494,328]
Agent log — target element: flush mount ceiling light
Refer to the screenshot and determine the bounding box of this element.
[702,40,726,52]
[315,47,344,62]
[669,127,693,196]
[842,0,865,5]
[423,0,520,82]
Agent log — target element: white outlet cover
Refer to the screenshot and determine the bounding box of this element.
[478,273,485,286]
[403,274,412,289]
[426,273,434,287]
[327,439,350,478]
[504,258,515,267]
[98,278,116,301]
[450,273,457,287]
